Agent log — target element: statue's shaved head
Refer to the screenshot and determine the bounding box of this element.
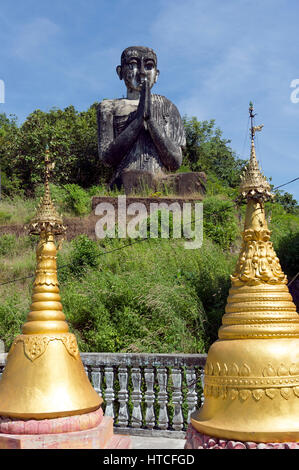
[120,46,157,67]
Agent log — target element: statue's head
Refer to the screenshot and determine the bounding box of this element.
[116,46,159,94]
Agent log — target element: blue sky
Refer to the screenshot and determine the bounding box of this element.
[1,0,299,201]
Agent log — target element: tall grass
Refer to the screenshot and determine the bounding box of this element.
[0,233,236,353]
[0,197,36,225]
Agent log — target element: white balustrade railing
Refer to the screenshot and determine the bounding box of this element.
[0,352,207,438]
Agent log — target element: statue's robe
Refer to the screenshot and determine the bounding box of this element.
[97,94,186,184]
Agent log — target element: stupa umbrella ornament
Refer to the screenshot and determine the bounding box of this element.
[188,104,299,447]
[0,147,102,419]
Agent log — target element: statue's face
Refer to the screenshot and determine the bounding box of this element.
[117,48,159,93]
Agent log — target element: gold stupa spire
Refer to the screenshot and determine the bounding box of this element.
[28,146,66,236]
[239,103,272,200]
[191,103,299,443]
[0,147,101,419]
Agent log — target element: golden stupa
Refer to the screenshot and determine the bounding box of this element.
[0,148,102,419]
[191,103,299,443]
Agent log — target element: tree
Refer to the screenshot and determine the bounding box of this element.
[0,113,21,195]
[182,116,246,188]
[0,104,113,195]
[273,190,299,214]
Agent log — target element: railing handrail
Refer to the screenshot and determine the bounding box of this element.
[81,352,207,367]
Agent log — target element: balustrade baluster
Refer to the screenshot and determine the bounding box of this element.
[117,366,129,427]
[200,368,205,406]
[84,364,89,379]
[144,367,155,429]
[104,366,115,418]
[186,366,197,422]
[91,366,102,397]
[171,367,183,430]
[131,367,143,428]
[157,367,169,430]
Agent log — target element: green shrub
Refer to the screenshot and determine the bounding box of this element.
[0,234,37,259]
[0,293,27,349]
[266,203,299,277]
[62,184,91,216]
[280,232,299,278]
[0,172,23,198]
[268,203,299,248]
[0,211,12,223]
[203,196,240,250]
[60,246,206,353]
[192,239,237,344]
[86,185,124,197]
[87,185,107,197]
[0,234,17,256]
[206,173,239,199]
[66,234,100,276]
[61,280,119,352]
[275,230,299,278]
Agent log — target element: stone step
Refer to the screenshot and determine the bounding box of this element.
[129,435,186,449]
[0,415,115,449]
[105,434,131,449]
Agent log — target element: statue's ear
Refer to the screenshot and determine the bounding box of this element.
[155,69,160,84]
[116,65,122,80]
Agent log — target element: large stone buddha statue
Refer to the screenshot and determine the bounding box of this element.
[97,46,188,192]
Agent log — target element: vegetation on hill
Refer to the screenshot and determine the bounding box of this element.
[0,106,298,354]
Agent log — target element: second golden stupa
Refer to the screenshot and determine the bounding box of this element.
[191,104,299,443]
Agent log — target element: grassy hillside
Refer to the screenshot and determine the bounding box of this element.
[0,180,298,354]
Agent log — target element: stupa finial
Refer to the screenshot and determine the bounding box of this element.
[28,145,66,237]
[239,102,272,200]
